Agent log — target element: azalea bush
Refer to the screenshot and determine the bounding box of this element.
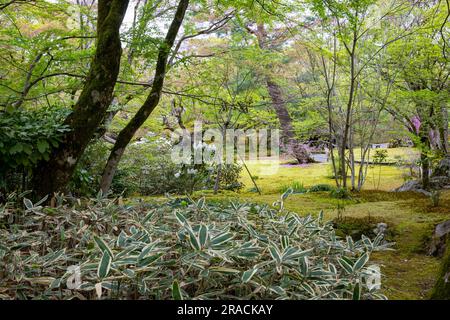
[0,191,391,300]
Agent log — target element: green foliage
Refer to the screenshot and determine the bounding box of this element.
[71,137,244,197]
[0,194,390,300]
[70,141,111,197]
[373,149,388,164]
[279,181,307,194]
[333,216,388,240]
[0,109,68,169]
[308,184,334,192]
[0,108,69,193]
[330,187,351,199]
[430,190,441,208]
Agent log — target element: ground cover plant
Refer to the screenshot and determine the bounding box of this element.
[0,192,390,300]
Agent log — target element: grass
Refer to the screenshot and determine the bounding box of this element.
[137,148,449,300]
[239,160,406,195]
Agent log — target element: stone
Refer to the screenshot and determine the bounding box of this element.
[432,156,450,178]
[429,220,450,257]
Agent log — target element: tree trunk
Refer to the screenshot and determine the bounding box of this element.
[32,0,129,198]
[254,24,312,163]
[440,102,449,154]
[265,80,312,163]
[100,0,190,194]
[431,234,450,299]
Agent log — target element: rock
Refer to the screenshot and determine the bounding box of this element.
[436,220,450,238]
[395,180,421,192]
[429,220,450,257]
[394,177,450,194]
[394,180,431,195]
[432,156,450,178]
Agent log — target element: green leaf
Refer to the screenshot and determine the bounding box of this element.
[241,268,258,283]
[138,252,164,267]
[94,236,114,258]
[269,245,281,264]
[42,249,65,267]
[9,143,23,154]
[37,139,50,154]
[23,198,33,210]
[281,235,289,250]
[175,211,188,226]
[338,257,353,274]
[97,252,112,279]
[281,188,293,200]
[198,224,208,248]
[116,231,127,248]
[301,282,315,295]
[210,231,234,247]
[185,227,201,251]
[353,282,361,300]
[209,267,240,274]
[142,210,155,223]
[172,280,183,300]
[353,252,370,271]
[137,242,158,261]
[196,197,206,209]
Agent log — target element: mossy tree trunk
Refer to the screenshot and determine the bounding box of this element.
[32,0,129,198]
[99,0,190,194]
[431,235,450,300]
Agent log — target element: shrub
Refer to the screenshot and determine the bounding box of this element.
[430,190,441,207]
[116,137,243,196]
[0,108,70,194]
[0,193,391,300]
[70,141,112,197]
[330,187,351,199]
[71,136,243,197]
[332,216,391,240]
[308,184,334,192]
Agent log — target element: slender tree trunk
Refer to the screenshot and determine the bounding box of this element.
[100,0,190,194]
[340,29,358,189]
[32,0,129,198]
[440,102,449,154]
[420,126,431,190]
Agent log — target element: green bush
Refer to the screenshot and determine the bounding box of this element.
[70,136,243,197]
[118,138,243,196]
[0,194,390,300]
[330,187,351,199]
[0,108,69,194]
[70,141,112,197]
[308,184,334,192]
[332,216,389,240]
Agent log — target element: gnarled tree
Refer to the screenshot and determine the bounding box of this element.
[32,0,129,198]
